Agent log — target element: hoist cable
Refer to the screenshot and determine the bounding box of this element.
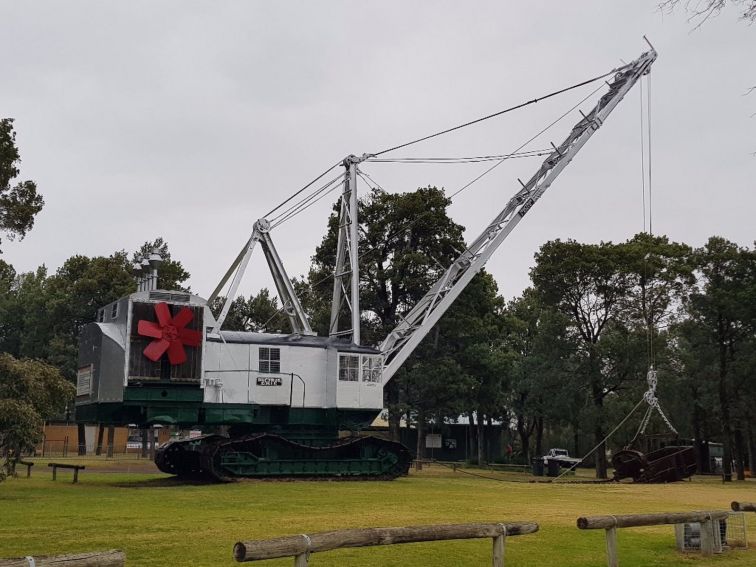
[448,82,606,200]
[263,161,342,219]
[250,80,613,329]
[553,396,647,481]
[371,65,625,157]
[648,75,653,236]
[640,78,647,234]
[270,172,345,223]
[647,76,656,367]
[271,181,343,229]
[367,149,552,164]
[639,76,653,368]
[270,173,346,228]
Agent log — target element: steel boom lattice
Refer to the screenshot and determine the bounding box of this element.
[379,47,657,383]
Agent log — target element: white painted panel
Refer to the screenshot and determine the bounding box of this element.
[203,342,253,404]
[360,380,383,410]
[282,346,326,407]
[249,372,291,405]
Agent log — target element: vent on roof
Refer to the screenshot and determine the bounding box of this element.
[149,291,190,303]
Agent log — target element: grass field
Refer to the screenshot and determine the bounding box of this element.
[1,458,754,566]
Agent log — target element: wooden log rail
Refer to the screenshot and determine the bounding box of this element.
[0,550,125,566]
[234,522,539,566]
[577,511,730,567]
[731,501,756,512]
[48,462,85,483]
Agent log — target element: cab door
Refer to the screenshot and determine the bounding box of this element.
[336,353,360,408]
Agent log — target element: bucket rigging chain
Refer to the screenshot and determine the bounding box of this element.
[638,367,677,436]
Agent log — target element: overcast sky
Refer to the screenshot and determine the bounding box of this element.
[1,1,753,312]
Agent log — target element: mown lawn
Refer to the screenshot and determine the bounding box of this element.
[0,459,754,567]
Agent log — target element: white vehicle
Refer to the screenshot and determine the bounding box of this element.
[543,448,581,466]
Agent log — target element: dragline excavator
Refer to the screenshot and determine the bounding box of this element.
[75,47,657,480]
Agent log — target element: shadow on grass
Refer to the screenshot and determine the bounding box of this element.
[108,476,216,488]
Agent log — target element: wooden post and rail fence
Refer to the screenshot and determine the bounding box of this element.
[233,522,539,566]
[1,505,751,566]
[0,550,124,567]
[576,510,731,567]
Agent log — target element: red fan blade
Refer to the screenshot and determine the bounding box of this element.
[154,302,172,327]
[172,307,194,329]
[167,340,187,365]
[137,320,163,339]
[178,328,203,347]
[143,339,170,362]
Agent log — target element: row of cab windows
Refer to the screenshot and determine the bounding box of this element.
[339,354,382,383]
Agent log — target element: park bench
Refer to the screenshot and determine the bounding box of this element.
[16,460,34,478]
[48,462,85,483]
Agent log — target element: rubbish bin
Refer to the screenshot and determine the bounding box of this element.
[531,458,544,476]
[547,459,560,477]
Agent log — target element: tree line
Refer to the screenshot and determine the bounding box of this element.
[0,116,753,481]
[220,187,755,481]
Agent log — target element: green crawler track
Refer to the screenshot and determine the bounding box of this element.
[155,433,411,481]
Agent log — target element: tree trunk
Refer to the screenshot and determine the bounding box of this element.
[476,411,485,466]
[467,414,476,462]
[591,384,608,479]
[573,422,580,458]
[692,388,709,473]
[747,421,755,478]
[588,344,608,479]
[717,319,733,481]
[106,425,115,458]
[415,411,425,461]
[734,427,746,481]
[96,423,105,456]
[516,415,531,464]
[535,416,544,458]
[77,423,87,456]
[141,428,149,458]
[385,381,401,442]
[486,416,494,463]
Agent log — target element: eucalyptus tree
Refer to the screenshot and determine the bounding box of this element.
[303,186,467,440]
[0,119,44,252]
[684,237,756,480]
[530,239,631,478]
[0,353,74,479]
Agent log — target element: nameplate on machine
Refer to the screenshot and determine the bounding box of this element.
[256,377,283,387]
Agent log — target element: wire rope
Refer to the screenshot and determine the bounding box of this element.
[263,161,342,219]
[270,173,346,228]
[448,82,606,200]
[249,82,611,330]
[367,149,552,164]
[371,65,625,157]
[552,396,646,481]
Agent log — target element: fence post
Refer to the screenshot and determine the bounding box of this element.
[700,517,714,556]
[293,553,308,567]
[63,436,69,457]
[492,527,506,567]
[605,527,618,567]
